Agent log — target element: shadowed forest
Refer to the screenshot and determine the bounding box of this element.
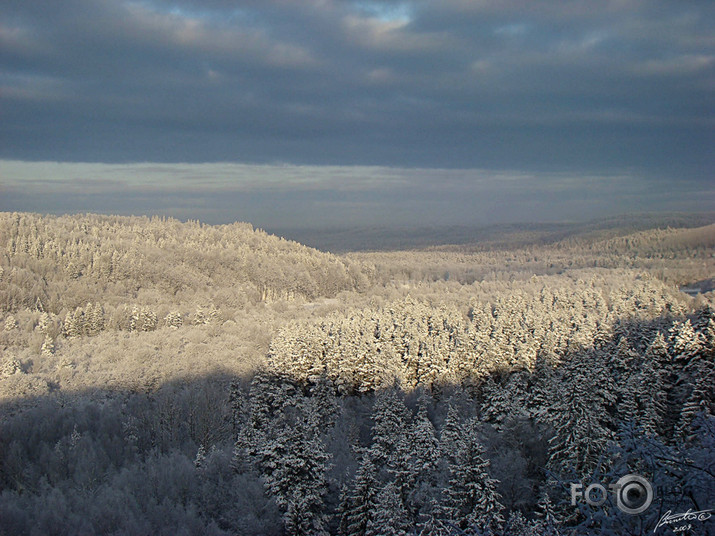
[0,212,713,535]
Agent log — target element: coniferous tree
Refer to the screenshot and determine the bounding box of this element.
[228,380,246,441]
[439,404,462,461]
[368,388,411,469]
[677,363,714,441]
[628,350,667,437]
[667,319,711,441]
[194,444,206,469]
[128,305,140,332]
[63,310,81,339]
[1,356,22,377]
[365,482,411,536]
[693,304,715,334]
[546,352,614,474]
[88,302,104,335]
[441,418,504,534]
[41,334,55,357]
[37,312,51,333]
[480,375,514,430]
[405,394,440,520]
[342,455,379,536]
[504,510,533,536]
[259,411,331,536]
[336,483,352,536]
[140,308,157,332]
[534,489,561,535]
[703,314,715,345]
[164,311,183,329]
[670,319,705,366]
[247,369,299,435]
[527,354,557,422]
[481,371,530,430]
[384,432,416,522]
[307,376,339,432]
[645,332,671,376]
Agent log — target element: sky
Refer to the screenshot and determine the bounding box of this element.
[1,0,713,229]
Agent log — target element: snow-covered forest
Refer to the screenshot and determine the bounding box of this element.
[0,212,713,535]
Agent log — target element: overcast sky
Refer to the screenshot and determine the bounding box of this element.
[1,0,713,229]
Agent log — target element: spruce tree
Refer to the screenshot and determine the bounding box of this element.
[546,351,614,474]
[441,418,504,534]
[439,404,461,461]
[368,388,410,469]
[342,455,379,536]
[406,397,440,524]
[670,319,704,365]
[630,351,667,437]
[41,334,55,357]
[365,482,411,536]
[677,364,713,441]
[63,310,80,338]
[259,412,331,536]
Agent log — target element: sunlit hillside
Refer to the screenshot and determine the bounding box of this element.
[1,213,713,535]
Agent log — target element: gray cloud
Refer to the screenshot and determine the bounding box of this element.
[1,1,713,168]
[0,1,712,227]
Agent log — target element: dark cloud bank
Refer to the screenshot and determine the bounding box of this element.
[0,1,713,229]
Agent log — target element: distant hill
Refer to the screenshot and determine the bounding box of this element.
[347,221,715,287]
[268,212,715,252]
[0,212,372,314]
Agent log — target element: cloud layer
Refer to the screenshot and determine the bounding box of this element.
[1,0,713,174]
[0,1,713,228]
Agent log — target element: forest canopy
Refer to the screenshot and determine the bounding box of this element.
[0,212,713,535]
